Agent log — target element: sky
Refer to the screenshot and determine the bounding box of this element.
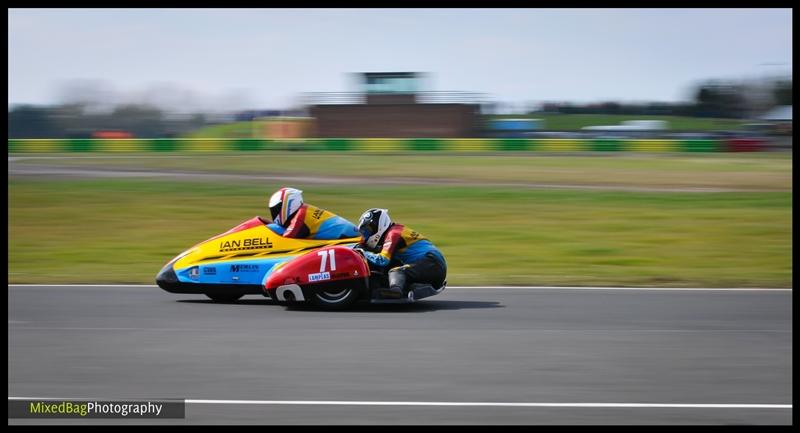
[8,8,793,112]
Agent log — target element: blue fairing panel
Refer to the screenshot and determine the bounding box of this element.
[267,217,357,240]
[314,216,360,240]
[176,257,291,286]
[267,223,286,235]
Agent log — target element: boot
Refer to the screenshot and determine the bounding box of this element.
[381,269,407,299]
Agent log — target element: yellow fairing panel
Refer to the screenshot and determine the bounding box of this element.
[173,221,359,270]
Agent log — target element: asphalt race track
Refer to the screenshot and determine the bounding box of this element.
[8,285,792,425]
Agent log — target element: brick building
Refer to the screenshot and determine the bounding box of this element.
[307,72,483,138]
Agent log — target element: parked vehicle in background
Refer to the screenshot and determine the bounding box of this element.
[486,118,542,138]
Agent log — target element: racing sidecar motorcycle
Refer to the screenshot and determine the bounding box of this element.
[155,216,446,310]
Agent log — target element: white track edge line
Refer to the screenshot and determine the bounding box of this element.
[6,397,791,409]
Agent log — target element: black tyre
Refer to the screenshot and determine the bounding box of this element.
[308,287,358,311]
[205,293,244,303]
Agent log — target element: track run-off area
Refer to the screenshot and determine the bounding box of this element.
[8,284,792,424]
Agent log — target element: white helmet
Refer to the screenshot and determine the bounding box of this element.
[358,208,393,249]
[269,187,304,227]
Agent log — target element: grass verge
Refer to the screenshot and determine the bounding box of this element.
[8,178,791,287]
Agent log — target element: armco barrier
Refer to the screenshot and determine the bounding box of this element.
[7,138,772,153]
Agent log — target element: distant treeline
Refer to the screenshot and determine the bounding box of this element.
[538,102,700,116]
[7,104,212,139]
[8,78,791,139]
[537,79,792,119]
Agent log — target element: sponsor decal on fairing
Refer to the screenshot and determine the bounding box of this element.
[308,272,331,282]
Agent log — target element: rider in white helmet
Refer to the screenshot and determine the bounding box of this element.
[356,208,447,299]
[267,187,359,240]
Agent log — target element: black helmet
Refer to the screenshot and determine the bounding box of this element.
[357,208,392,249]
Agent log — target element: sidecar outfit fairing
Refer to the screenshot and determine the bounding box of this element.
[156,216,447,309]
[155,216,360,302]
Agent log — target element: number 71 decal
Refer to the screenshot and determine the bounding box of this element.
[317,250,337,272]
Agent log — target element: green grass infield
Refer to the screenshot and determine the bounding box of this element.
[8,178,791,288]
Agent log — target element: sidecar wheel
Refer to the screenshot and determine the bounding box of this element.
[309,287,358,311]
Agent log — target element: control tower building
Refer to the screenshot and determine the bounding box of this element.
[306,72,484,138]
